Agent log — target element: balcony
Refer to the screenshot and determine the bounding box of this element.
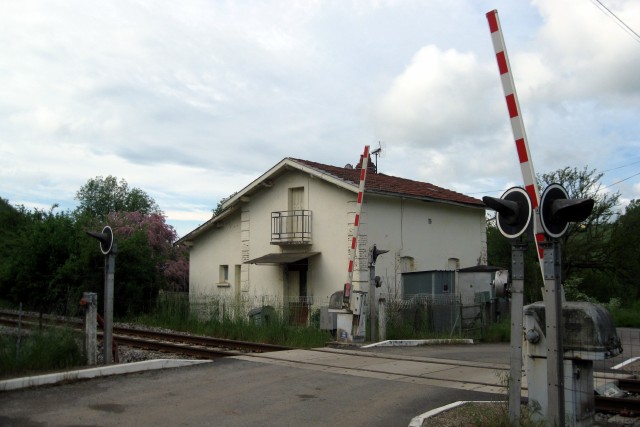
[271,210,312,245]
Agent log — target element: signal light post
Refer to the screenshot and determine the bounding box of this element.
[484,184,593,426]
[484,186,531,424]
[87,226,116,365]
[368,244,388,342]
[538,184,594,425]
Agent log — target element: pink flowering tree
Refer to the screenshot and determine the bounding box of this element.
[104,211,189,313]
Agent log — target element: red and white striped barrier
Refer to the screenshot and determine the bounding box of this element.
[486,10,546,261]
[346,145,370,294]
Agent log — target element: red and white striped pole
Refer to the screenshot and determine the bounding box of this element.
[344,145,370,309]
[486,9,546,264]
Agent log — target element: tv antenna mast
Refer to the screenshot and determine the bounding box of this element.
[371,141,383,173]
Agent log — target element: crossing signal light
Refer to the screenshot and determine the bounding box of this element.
[370,244,389,265]
[540,183,594,239]
[87,225,114,255]
[483,187,532,239]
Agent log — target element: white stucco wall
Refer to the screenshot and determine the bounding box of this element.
[189,212,242,299]
[359,196,487,301]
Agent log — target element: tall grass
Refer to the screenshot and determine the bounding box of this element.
[0,327,84,379]
[482,318,511,343]
[134,294,332,348]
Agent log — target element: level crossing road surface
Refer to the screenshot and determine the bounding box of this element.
[0,343,508,427]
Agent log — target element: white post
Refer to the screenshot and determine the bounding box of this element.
[83,292,97,366]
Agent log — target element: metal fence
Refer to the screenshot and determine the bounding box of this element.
[378,294,488,339]
[181,292,490,338]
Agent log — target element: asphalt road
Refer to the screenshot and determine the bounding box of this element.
[0,356,501,427]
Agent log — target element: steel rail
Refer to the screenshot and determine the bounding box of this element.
[112,326,291,353]
[616,378,640,394]
[111,335,244,359]
[0,310,291,355]
[595,395,640,414]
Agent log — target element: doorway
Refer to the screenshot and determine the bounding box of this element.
[286,258,309,325]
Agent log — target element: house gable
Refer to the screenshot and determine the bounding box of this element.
[179,157,485,246]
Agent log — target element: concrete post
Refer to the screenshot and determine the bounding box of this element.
[378,298,386,342]
[83,292,97,366]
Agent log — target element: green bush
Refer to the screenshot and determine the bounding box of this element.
[608,300,640,327]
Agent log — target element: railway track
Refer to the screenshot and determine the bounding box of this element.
[0,309,290,359]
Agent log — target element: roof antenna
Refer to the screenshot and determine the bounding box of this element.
[371,141,383,173]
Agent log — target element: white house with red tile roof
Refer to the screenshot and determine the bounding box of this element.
[179,156,487,312]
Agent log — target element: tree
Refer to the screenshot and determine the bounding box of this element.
[104,211,189,314]
[1,176,189,318]
[611,200,640,300]
[1,205,82,315]
[75,176,159,221]
[212,192,237,217]
[537,166,620,299]
[486,166,620,303]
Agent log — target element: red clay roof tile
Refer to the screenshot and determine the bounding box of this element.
[291,158,484,208]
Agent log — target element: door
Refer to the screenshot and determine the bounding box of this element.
[288,187,304,238]
[287,260,309,325]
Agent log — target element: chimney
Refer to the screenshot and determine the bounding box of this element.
[355,154,377,173]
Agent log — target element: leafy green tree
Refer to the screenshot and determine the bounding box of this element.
[486,166,619,303]
[3,206,81,315]
[1,176,189,318]
[75,176,159,221]
[536,166,620,301]
[611,200,640,300]
[538,166,620,281]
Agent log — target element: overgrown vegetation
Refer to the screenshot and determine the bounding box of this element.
[422,401,546,427]
[0,176,189,319]
[133,295,332,348]
[0,327,84,379]
[483,318,511,343]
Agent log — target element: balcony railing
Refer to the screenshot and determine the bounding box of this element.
[271,210,312,244]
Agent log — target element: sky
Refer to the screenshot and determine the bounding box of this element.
[1,0,639,238]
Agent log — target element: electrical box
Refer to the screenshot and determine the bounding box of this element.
[351,290,366,315]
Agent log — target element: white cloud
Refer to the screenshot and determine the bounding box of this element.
[1,0,639,238]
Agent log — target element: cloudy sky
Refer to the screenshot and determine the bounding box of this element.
[1,0,639,238]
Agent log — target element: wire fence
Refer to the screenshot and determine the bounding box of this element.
[182,292,493,339]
